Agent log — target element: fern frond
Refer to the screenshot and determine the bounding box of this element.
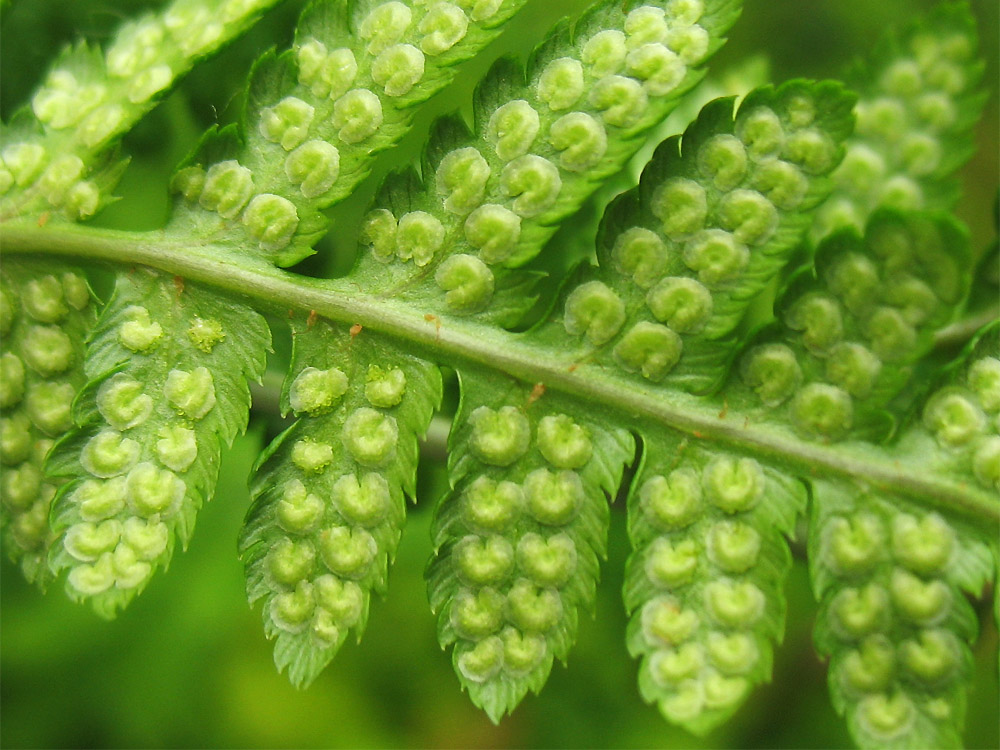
[812,0,985,242]
[350,0,742,313]
[809,481,993,749]
[240,317,440,687]
[0,0,285,223]
[0,1,286,587]
[0,260,95,583]
[735,210,971,441]
[809,326,998,748]
[428,371,633,720]
[541,79,854,394]
[0,0,996,746]
[166,0,535,267]
[731,1,986,443]
[46,269,269,617]
[624,430,805,733]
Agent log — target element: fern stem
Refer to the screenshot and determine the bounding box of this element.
[934,307,1000,347]
[3,220,997,525]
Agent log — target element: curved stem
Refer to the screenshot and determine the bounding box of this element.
[3,219,997,524]
[934,307,1000,347]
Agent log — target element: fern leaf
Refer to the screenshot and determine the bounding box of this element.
[0,0,284,588]
[810,327,998,748]
[0,0,285,223]
[0,259,95,584]
[812,1,985,242]
[537,78,854,394]
[427,371,634,722]
[1,0,282,590]
[735,210,972,441]
[46,268,269,617]
[427,371,634,721]
[894,324,999,510]
[350,0,742,314]
[0,0,997,745]
[809,480,993,749]
[624,430,805,733]
[733,2,988,441]
[240,316,441,687]
[166,0,535,267]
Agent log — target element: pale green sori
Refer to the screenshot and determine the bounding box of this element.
[0,0,997,748]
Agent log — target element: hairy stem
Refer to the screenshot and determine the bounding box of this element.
[3,220,997,524]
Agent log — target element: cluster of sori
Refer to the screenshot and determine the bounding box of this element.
[625,447,802,730]
[0,0,277,221]
[428,392,632,717]
[39,272,268,615]
[169,0,524,265]
[0,0,994,744]
[814,486,990,747]
[0,138,103,221]
[741,213,965,440]
[728,6,983,444]
[561,84,850,384]
[172,157,305,255]
[240,326,441,686]
[258,362,406,645]
[357,0,730,312]
[0,267,92,580]
[55,313,219,598]
[815,5,980,241]
[922,350,1000,492]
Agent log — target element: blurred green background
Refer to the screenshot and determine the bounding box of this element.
[1,0,997,747]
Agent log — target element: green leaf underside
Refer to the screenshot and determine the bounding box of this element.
[350,0,741,318]
[806,313,998,750]
[732,0,986,443]
[809,479,993,749]
[0,258,95,584]
[813,0,985,244]
[734,209,971,443]
[428,370,633,721]
[794,10,995,738]
[1,0,285,224]
[890,326,999,530]
[1,0,281,578]
[624,426,805,733]
[240,316,441,687]
[0,0,997,746]
[166,0,534,267]
[530,79,855,394]
[1,0,282,590]
[45,268,269,618]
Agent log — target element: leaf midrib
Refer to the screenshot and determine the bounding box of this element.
[4,220,996,524]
